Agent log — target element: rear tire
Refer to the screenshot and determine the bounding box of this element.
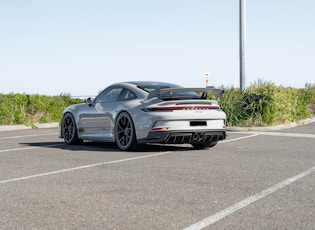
[191,143,206,149]
[115,112,138,150]
[207,141,218,148]
[191,141,218,149]
[61,113,82,145]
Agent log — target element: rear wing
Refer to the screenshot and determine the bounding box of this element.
[147,87,224,99]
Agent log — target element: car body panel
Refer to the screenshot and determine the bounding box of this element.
[60,81,226,149]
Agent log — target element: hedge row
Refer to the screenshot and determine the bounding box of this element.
[1,81,315,127]
[218,80,315,127]
[0,94,82,126]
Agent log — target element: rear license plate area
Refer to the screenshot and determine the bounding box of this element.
[190,121,207,126]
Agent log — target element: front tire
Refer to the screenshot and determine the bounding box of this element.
[61,113,82,145]
[115,112,138,150]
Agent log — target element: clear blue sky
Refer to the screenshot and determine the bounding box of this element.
[1,0,314,96]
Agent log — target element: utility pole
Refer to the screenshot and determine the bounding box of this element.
[240,0,246,91]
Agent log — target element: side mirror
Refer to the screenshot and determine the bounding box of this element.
[84,97,93,106]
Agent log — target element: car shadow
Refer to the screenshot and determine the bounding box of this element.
[19,141,196,153]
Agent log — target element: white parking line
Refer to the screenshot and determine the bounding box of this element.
[0,152,171,184]
[184,166,315,230]
[219,134,259,143]
[0,143,64,153]
[0,134,258,154]
[230,131,315,138]
[0,133,58,140]
[0,134,258,184]
[1,131,313,228]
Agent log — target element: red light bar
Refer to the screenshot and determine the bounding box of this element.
[151,127,169,131]
[143,105,220,112]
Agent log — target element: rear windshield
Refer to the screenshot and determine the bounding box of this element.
[136,83,202,100]
[137,83,180,92]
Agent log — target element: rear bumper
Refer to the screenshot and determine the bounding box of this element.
[138,130,226,144]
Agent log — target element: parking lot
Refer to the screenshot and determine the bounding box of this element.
[1,123,315,229]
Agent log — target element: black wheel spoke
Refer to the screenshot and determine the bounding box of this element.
[62,113,81,145]
[115,112,136,150]
[117,115,128,147]
[64,117,73,142]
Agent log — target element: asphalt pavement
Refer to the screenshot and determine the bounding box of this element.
[0,122,314,229]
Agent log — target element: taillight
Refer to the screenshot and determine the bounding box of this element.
[142,105,220,112]
[151,127,169,131]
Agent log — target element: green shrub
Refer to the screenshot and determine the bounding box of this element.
[1,81,315,127]
[303,83,315,117]
[218,80,315,127]
[242,80,277,126]
[0,93,83,126]
[273,87,308,123]
[218,87,247,126]
[0,93,28,125]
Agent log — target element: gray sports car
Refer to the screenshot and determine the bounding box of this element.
[60,81,226,150]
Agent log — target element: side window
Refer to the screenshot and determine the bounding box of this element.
[119,89,137,101]
[95,87,123,103]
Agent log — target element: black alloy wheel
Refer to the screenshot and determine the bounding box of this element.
[61,113,82,145]
[115,112,137,150]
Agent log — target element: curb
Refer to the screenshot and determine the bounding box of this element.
[226,117,315,132]
[1,117,315,132]
[0,122,59,132]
